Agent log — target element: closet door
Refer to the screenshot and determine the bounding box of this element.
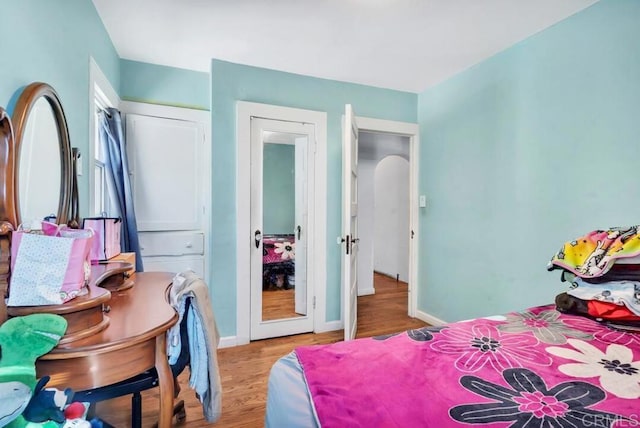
[124,103,209,278]
[127,114,202,231]
[250,117,315,340]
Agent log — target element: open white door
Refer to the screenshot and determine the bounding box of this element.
[342,104,359,341]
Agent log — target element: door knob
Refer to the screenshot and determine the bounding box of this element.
[254,230,262,248]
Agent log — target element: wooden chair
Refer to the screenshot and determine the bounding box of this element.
[73,298,192,427]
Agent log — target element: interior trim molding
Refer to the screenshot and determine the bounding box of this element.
[218,336,238,349]
[358,288,375,296]
[415,309,447,326]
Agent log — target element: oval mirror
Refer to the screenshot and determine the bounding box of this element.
[11,82,73,227]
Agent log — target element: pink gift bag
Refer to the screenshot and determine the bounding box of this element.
[9,227,93,306]
[82,217,121,262]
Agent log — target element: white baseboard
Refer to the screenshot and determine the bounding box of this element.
[220,312,445,348]
[415,309,447,326]
[219,320,343,348]
[219,336,241,349]
[358,288,375,296]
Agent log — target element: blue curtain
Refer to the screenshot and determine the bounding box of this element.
[98,108,144,271]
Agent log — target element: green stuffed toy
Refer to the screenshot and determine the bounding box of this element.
[0,314,67,428]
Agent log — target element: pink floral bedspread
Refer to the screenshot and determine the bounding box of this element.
[263,235,295,265]
[295,305,640,427]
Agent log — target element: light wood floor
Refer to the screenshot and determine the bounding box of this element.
[262,288,300,321]
[95,273,427,427]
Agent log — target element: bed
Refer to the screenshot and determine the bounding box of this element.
[265,304,640,427]
[262,234,296,290]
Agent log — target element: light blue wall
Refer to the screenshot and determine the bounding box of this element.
[11,0,630,341]
[263,144,295,234]
[120,60,210,110]
[211,59,417,336]
[0,0,120,217]
[417,0,640,322]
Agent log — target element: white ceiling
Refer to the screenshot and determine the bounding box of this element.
[92,0,598,93]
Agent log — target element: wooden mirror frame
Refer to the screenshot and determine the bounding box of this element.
[11,82,73,227]
[0,83,75,323]
[0,107,15,323]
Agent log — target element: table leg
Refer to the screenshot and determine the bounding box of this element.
[155,334,174,428]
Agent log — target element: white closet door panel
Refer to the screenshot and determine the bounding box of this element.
[139,231,204,256]
[126,114,203,231]
[143,256,205,278]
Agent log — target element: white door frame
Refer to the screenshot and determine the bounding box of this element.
[355,116,419,318]
[236,101,327,345]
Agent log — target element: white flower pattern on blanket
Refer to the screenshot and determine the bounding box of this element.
[547,339,640,399]
[430,323,552,373]
[497,309,595,344]
[273,241,295,260]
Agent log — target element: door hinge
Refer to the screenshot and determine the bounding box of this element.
[313,296,316,309]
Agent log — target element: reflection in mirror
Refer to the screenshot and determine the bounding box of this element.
[18,97,61,226]
[261,131,308,321]
[11,82,72,228]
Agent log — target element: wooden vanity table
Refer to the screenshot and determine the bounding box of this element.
[8,267,178,427]
[0,85,179,427]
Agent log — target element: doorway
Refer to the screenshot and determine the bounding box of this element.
[351,117,419,320]
[357,133,410,297]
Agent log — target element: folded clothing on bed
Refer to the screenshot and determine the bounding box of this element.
[550,227,640,327]
[565,277,640,316]
[566,263,640,284]
[548,226,640,278]
[555,292,640,323]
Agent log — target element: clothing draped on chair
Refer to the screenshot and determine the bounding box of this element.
[168,270,222,423]
[98,108,143,271]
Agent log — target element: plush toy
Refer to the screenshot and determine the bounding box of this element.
[22,376,73,424]
[0,314,67,428]
[61,404,84,422]
[0,381,31,427]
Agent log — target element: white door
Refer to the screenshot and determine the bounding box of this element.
[250,117,315,340]
[127,114,203,231]
[123,103,209,279]
[342,104,359,341]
